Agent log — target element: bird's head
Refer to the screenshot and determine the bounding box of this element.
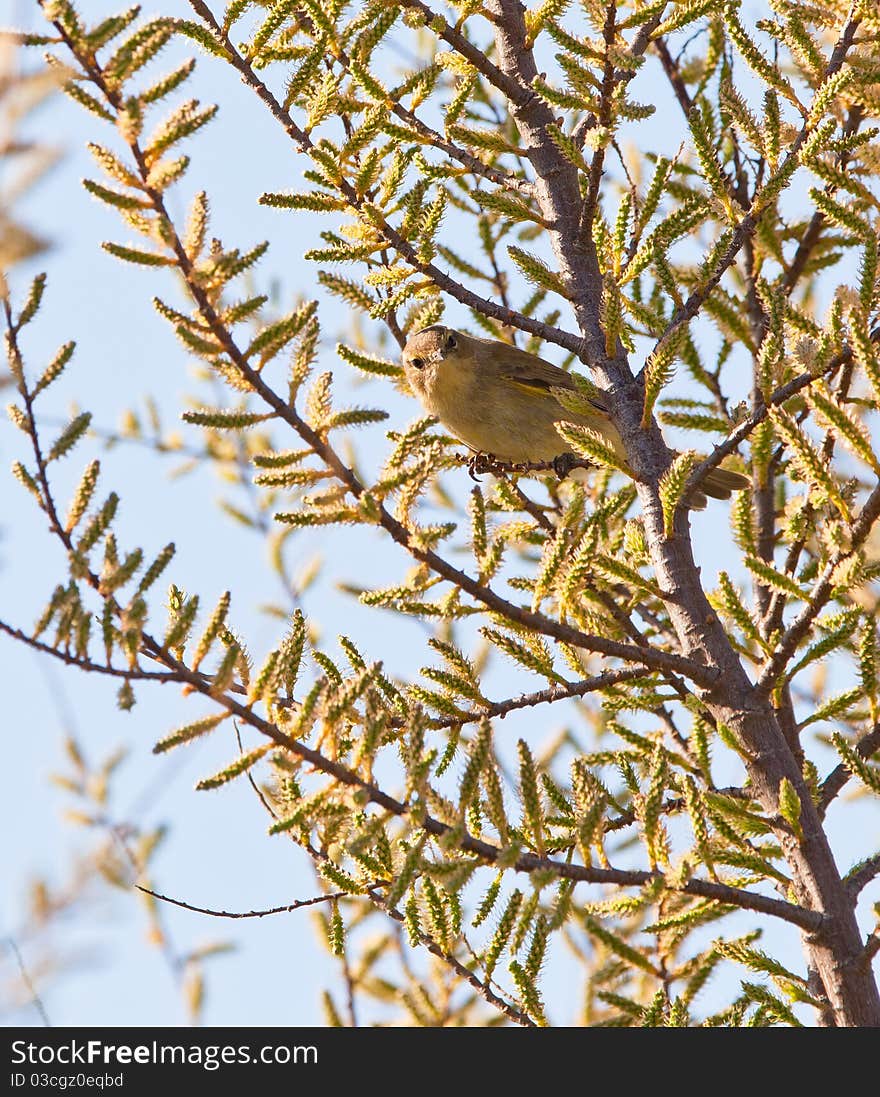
[401,325,464,396]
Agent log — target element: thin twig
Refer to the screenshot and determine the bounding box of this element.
[654,15,863,353]
[844,853,880,901]
[4,936,51,1026]
[683,343,871,504]
[757,483,880,692]
[781,107,864,294]
[653,35,694,117]
[136,885,357,919]
[186,1,582,357]
[0,619,197,684]
[40,10,716,690]
[417,666,655,729]
[580,3,619,239]
[818,723,880,818]
[276,0,536,198]
[368,891,537,1026]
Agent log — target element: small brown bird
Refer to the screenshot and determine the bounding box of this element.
[401,325,749,508]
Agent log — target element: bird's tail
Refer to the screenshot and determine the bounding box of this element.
[684,466,750,511]
[611,448,748,510]
[700,466,750,499]
[571,431,749,509]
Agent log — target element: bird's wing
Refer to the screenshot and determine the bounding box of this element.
[491,344,613,416]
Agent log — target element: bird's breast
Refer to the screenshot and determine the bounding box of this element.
[420,355,565,461]
[421,356,479,422]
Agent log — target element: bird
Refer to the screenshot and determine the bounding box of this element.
[400,324,749,509]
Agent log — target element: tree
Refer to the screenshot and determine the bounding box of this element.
[3,0,880,1027]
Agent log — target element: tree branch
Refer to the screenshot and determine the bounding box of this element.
[484,0,613,369]
[0,618,197,685]
[186,1,584,356]
[682,342,872,506]
[396,0,529,105]
[757,482,880,693]
[11,567,817,936]
[42,14,720,689]
[781,107,864,294]
[3,936,51,1027]
[818,723,880,819]
[653,35,694,118]
[580,4,619,237]
[418,666,655,729]
[140,883,537,1026]
[654,14,863,354]
[131,640,824,933]
[844,853,880,902]
[136,884,353,918]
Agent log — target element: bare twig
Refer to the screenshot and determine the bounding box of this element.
[361,886,537,1027]
[3,936,50,1026]
[136,885,358,919]
[653,35,694,117]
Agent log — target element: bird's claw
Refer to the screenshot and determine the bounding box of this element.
[466,451,584,481]
[467,451,498,480]
[552,452,578,480]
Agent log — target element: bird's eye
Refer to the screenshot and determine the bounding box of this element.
[446,334,457,350]
[411,357,424,370]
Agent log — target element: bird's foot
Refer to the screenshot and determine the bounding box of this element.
[551,452,578,480]
[467,451,499,480]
